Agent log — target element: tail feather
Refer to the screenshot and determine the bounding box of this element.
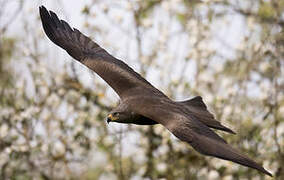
[178,96,236,134]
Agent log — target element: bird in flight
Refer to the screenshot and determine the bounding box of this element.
[39,6,272,176]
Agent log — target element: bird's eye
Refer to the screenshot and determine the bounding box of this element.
[113,112,119,116]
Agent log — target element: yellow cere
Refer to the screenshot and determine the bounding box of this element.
[108,114,119,121]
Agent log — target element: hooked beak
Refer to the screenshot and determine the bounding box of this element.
[106,114,113,124]
[107,117,111,124]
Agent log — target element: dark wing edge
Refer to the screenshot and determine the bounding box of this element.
[132,101,272,177]
[39,6,93,61]
[188,132,273,177]
[171,123,272,176]
[39,6,158,99]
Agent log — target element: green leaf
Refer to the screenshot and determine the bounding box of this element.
[258,2,275,19]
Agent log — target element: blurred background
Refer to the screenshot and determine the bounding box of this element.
[0,0,283,179]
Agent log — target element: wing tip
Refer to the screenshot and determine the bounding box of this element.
[255,166,273,177]
[39,5,48,17]
[39,5,90,61]
[260,167,273,177]
[221,126,236,134]
[39,6,69,47]
[265,171,273,177]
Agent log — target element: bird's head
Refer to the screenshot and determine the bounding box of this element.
[106,111,136,124]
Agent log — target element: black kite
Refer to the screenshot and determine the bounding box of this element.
[39,6,272,176]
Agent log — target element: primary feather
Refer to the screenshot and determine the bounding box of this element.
[39,6,158,99]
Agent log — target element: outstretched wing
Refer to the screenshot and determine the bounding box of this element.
[130,98,272,176]
[187,129,272,176]
[39,6,159,99]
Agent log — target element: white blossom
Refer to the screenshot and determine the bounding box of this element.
[52,140,66,158]
[0,124,9,138]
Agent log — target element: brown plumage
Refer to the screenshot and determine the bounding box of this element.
[39,6,272,176]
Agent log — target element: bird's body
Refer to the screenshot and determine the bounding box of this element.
[39,6,272,176]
